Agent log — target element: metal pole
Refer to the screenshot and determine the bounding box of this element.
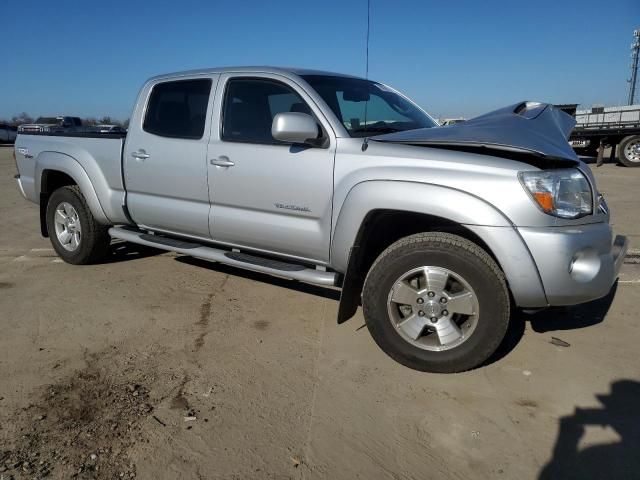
[628,29,640,105]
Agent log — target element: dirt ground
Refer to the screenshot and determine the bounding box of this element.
[1,145,639,480]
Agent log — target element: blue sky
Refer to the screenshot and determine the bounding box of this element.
[1,0,638,121]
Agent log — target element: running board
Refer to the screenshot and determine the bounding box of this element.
[108,227,337,287]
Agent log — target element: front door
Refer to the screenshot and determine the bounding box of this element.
[207,74,336,263]
[124,75,218,238]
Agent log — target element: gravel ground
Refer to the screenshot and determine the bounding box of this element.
[1,145,639,479]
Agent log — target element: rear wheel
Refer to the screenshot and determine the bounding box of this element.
[46,186,110,264]
[618,135,640,167]
[362,232,510,373]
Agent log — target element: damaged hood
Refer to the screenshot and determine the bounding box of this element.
[372,102,578,162]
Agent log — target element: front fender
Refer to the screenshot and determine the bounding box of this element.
[35,151,110,224]
[331,180,548,308]
[331,180,510,270]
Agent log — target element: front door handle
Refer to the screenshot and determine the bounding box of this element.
[210,156,235,167]
[131,150,150,160]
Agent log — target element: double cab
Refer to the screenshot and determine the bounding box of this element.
[14,67,628,372]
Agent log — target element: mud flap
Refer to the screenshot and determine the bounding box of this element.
[40,193,49,237]
[337,246,364,324]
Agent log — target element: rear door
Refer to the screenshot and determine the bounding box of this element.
[206,73,336,263]
[124,75,219,237]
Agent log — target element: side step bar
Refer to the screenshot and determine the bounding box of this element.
[108,227,338,287]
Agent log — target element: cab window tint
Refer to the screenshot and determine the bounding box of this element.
[222,78,312,144]
[336,92,416,129]
[144,79,212,139]
[302,75,436,137]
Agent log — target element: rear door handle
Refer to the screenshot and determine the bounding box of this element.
[210,156,235,167]
[131,150,150,160]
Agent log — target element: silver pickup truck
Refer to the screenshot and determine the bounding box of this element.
[14,67,628,373]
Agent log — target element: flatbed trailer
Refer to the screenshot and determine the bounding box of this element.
[568,104,640,167]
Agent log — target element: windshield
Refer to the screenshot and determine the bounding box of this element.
[302,75,437,137]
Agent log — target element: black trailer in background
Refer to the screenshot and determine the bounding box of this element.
[557,103,640,167]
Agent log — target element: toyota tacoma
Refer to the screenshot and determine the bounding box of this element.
[13,67,628,372]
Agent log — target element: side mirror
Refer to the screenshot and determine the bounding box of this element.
[272,112,322,146]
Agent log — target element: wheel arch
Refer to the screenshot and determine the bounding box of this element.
[36,152,110,237]
[331,180,511,272]
[350,208,503,278]
[332,180,547,323]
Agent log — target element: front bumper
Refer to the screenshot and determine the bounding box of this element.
[519,223,628,306]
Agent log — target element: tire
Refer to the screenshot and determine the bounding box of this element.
[46,185,111,264]
[618,135,640,167]
[362,232,510,373]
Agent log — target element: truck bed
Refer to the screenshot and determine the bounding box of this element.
[569,105,640,158]
[575,104,640,127]
[573,105,640,134]
[15,132,128,225]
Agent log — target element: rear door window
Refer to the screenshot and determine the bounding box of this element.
[144,79,212,139]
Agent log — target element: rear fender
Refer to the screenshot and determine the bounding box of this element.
[36,151,110,225]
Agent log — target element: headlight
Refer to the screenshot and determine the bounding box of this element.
[519,168,593,219]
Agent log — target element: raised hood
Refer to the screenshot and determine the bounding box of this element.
[372,102,578,163]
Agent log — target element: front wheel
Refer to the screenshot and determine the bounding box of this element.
[362,232,510,373]
[46,185,111,264]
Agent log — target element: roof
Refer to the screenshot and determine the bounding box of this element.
[147,66,365,82]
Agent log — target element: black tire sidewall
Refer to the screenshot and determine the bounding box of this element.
[363,237,509,372]
[46,187,97,264]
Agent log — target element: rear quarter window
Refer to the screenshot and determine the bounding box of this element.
[143,79,212,140]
